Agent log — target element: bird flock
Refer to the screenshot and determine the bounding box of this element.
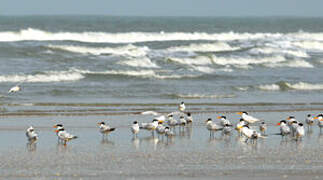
[24,102,323,147]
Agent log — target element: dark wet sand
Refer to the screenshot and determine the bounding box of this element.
[0,105,322,179]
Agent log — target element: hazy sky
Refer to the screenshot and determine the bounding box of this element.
[1,0,323,16]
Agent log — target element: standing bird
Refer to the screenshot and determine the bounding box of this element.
[305,114,314,130]
[178,102,186,112]
[8,85,21,94]
[222,124,232,135]
[295,123,305,141]
[55,128,78,146]
[239,125,265,144]
[178,116,187,133]
[167,114,178,131]
[218,115,232,127]
[276,120,291,139]
[156,121,166,139]
[26,126,38,142]
[98,122,116,139]
[140,119,159,137]
[314,114,323,133]
[259,122,267,136]
[237,112,260,124]
[53,124,64,143]
[186,112,193,124]
[131,121,140,138]
[205,118,223,138]
[235,119,247,136]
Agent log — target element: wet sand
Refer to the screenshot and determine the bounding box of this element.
[0,106,322,179]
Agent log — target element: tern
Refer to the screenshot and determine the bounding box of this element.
[237,112,260,124]
[235,119,247,136]
[205,118,223,138]
[218,115,232,127]
[131,121,140,138]
[178,116,187,132]
[156,121,166,139]
[305,114,314,130]
[178,101,186,112]
[98,122,116,139]
[8,85,21,94]
[276,120,291,139]
[55,128,78,146]
[295,123,305,141]
[239,125,266,144]
[140,119,159,137]
[259,122,267,136]
[167,114,178,131]
[26,126,38,142]
[314,114,323,133]
[186,112,193,124]
[53,124,64,143]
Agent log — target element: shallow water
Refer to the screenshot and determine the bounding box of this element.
[0,109,322,179]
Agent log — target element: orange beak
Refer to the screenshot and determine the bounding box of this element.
[287,117,291,120]
[54,130,59,133]
[53,125,57,128]
[276,122,281,126]
[237,112,243,115]
[314,117,318,120]
[217,116,222,119]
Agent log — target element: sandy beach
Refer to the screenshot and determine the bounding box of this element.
[0,103,322,179]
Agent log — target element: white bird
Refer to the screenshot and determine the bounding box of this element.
[237,112,260,124]
[98,122,116,138]
[178,101,186,112]
[235,119,247,136]
[186,112,193,124]
[205,118,222,138]
[178,116,187,132]
[140,119,159,137]
[222,124,232,135]
[140,111,176,123]
[8,85,21,94]
[131,121,140,138]
[26,126,38,142]
[218,115,232,127]
[290,120,299,137]
[295,123,305,141]
[287,116,296,126]
[156,121,166,138]
[305,114,314,130]
[240,125,265,144]
[259,122,267,135]
[55,128,78,146]
[314,114,323,133]
[276,120,291,139]
[167,114,178,130]
[53,124,64,143]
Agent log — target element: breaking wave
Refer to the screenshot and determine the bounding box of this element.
[1,28,323,43]
[255,81,323,91]
[0,71,84,83]
[48,44,149,57]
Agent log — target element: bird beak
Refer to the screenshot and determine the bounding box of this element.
[276,122,281,126]
[314,117,318,120]
[97,123,101,125]
[287,117,291,120]
[237,125,243,130]
[237,112,243,115]
[217,116,222,119]
[53,125,57,128]
[54,130,59,133]
[158,120,164,123]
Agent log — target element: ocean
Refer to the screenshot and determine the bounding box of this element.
[0,16,323,107]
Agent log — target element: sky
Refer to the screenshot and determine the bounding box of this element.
[1,0,323,17]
